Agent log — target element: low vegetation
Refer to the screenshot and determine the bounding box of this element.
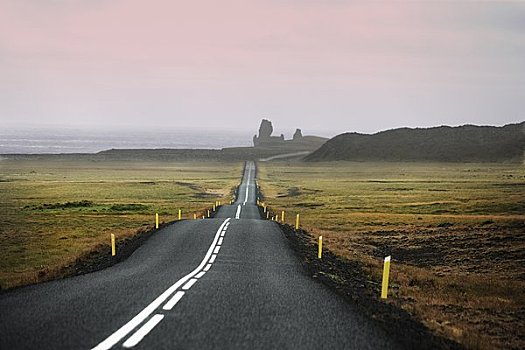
[0,159,241,290]
[258,161,525,349]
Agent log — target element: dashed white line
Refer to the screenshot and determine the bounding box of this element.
[91,218,230,350]
[162,291,185,311]
[203,264,212,272]
[235,205,241,219]
[182,278,198,291]
[122,314,164,348]
[213,246,220,254]
[195,271,206,279]
[218,237,224,245]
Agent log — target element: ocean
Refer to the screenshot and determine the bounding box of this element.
[0,127,253,154]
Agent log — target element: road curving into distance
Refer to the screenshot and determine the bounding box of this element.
[0,161,401,349]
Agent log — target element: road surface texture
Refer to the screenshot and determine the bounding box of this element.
[0,161,402,349]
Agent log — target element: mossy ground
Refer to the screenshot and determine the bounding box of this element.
[258,161,525,350]
[0,159,242,289]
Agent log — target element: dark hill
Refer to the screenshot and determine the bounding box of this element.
[305,122,525,163]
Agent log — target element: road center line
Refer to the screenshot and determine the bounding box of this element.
[91,218,230,350]
[122,314,164,348]
[162,291,185,311]
[182,278,198,290]
[235,205,241,219]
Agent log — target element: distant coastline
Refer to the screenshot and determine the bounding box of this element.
[0,127,253,154]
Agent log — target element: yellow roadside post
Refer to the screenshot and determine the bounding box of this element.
[155,213,159,229]
[281,211,285,223]
[381,256,391,299]
[295,214,300,230]
[178,209,182,220]
[193,213,197,220]
[207,210,210,218]
[266,211,269,219]
[263,204,267,213]
[213,204,216,211]
[318,236,323,259]
[111,234,116,256]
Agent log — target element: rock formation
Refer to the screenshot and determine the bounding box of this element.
[293,129,303,141]
[253,119,285,146]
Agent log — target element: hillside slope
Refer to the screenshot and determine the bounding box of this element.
[305,122,525,162]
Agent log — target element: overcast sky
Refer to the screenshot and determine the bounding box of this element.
[0,0,524,135]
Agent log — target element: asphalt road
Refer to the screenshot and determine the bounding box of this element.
[0,161,401,349]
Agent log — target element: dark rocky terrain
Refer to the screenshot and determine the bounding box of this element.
[305,122,525,162]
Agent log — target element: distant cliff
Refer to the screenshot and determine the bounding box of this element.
[305,122,525,163]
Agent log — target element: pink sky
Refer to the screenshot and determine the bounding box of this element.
[1,0,524,134]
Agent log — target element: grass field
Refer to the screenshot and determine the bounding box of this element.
[258,161,525,350]
[0,159,242,290]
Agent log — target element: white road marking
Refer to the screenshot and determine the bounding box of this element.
[213,246,220,254]
[195,271,206,279]
[122,314,164,348]
[91,218,230,350]
[182,278,198,290]
[203,264,212,272]
[243,165,251,204]
[162,291,185,311]
[218,237,223,245]
[209,254,217,263]
[220,231,226,237]
[235,205,241,219]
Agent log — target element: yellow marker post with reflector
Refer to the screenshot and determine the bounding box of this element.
[213,204,216,211]
[318,236,323,259]
[111,234,116,256]
[155,213,159,229]
[207,210,210,218]
[263,204,267,213]
[281,211,285,223]
[178,209,181,220]
[381,256,391,299]
[193,213,197,220]
[295,214,300,230]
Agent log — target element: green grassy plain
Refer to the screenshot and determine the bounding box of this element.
[0,159,241,289]
[258,161,525,350]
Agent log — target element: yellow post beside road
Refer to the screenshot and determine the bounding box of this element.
[207,210,210,218]
[381,256,391,299]
[111,234,116,257]
[266,211,269,219]
[263,204,267,213]
[155,213,159,229]
[213,204,216,211]
[178,209,182,220]
[318,236,323,259]
[281,210,285,223]
[193,213,197,220]
[295,214,300,230]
